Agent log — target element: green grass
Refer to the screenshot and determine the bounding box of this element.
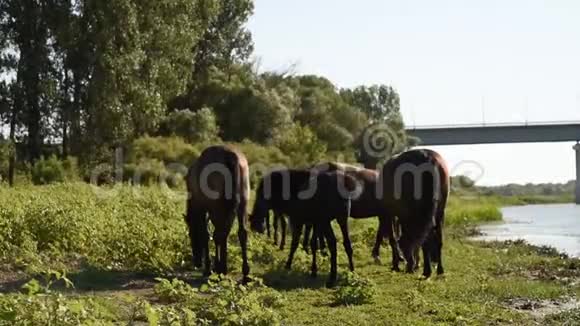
[0,184,578,325]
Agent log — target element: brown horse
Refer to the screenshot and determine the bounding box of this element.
[250,169,358,287]
[379,149,449,277]
[307,162,399,262]
[184,145,251,281]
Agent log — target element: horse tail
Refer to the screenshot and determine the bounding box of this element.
[409,151,440,247]
[186,197,204,268]
[226,153,242,209]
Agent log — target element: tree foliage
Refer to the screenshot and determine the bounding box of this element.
[0,0,410,182]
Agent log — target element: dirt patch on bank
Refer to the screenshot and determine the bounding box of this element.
[505,297,580,319]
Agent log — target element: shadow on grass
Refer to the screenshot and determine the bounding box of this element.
[260,266,329,291]
[0,266,211,294]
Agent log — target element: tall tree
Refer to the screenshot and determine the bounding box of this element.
[0,0,53,163]
[341,85,401,123]
[172,0,255,111]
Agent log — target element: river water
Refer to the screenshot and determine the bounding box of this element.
[475,204,580,257]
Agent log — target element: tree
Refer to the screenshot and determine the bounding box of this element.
[275,124,327,167]
[341,85,400,123]
[0,0,53,163]
[172,0,255,111]
[159,107,220,144]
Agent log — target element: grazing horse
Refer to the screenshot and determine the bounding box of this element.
[184,145,251,281]
[250,169,358,287]
[379,149,449,277]
[306,162,399,262]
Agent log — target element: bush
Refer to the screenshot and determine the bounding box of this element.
[197,275,284,325]
[333,272,377,306]
[159,108,221,143]
[30,156,79,185]
[0,184,189,273]
[153,278,198,304]
[130,136,201,166]
[274,124,327,168]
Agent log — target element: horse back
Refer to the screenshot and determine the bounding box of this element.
[381,149,449,216]
[187,145,249,210]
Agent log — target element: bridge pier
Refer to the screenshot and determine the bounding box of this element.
[575,142,580,204]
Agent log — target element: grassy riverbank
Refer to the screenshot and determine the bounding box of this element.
[0,184,578,325]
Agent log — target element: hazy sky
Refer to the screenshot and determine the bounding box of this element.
[248,0,580,185]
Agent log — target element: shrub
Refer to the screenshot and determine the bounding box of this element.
[130,136,202,166]
[197,275,284,325]
[159,108,220,143]
[31,156,79,185]
[274,124,327,168]
[333,272,377,306]
[153,278,198,304]
[0,184,189,273]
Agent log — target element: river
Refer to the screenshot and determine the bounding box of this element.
[474,203,580,257]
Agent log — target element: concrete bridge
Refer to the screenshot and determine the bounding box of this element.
[406,121,580,204]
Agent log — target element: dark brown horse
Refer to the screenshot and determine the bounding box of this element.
[250,169,358,287]
[269,163,388,257]
[307,162,400,262]
[184,145,251,281]
[379,149,449,277]
[252,169,312,251]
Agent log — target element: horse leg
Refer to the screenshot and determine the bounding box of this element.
[185,204,205,269]
[213,229,221,273]
[318,231,327,256]
[266,210,271,240]
[237,200,250,282]
[422,242,432,278]
[310,224,319,278]
[337,217,354,272]
[399,223,416,274]
[279,214,287,251]
[219,234,228,275]
[322,222,338,288]
[385,216,401,271]
[372,216,386,264]
[435,207,445,276]
[302,224,311,253]
[414,246,420,272]
[273,211,279,245]
[285,221,303,270]
[201,215,211,277]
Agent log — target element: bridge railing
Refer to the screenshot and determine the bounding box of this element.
[407,120,580,130]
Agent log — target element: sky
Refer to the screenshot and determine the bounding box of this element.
[247,0,580,186]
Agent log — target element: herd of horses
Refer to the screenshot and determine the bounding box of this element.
[184,145,450,288]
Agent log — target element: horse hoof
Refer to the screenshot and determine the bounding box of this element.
[391,266,400,272]
[240,276,252,284]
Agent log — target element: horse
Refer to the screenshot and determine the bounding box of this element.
[379,148,449,277]
[184,145,251,281]
[253,169,312,251]
[250,169,359,287]
[306,162,401,263]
